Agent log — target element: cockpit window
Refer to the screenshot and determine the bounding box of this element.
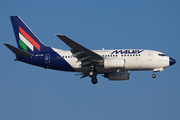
[158,54,167,56]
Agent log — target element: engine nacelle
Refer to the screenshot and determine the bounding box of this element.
[104,71,130,80]
[104,58,125,69]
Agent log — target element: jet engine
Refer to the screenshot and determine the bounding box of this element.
[104,58,125,69]
[104,71,130,80]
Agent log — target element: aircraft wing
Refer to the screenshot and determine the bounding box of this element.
[56,35,103,66]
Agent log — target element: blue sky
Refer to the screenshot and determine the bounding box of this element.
[0,0,180,120]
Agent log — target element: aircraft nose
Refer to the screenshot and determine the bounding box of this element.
[169,57,176,66]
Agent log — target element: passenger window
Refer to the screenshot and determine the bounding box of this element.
[159,54,166,56]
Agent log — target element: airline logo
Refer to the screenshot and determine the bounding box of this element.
[111,50,144,54]
[19,26,40,51]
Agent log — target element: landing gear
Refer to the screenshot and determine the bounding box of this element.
[89,65,98,84]
[152,74,156,78]
[152,71,156,78]
[91,77,98,84]
[89,71,95,77]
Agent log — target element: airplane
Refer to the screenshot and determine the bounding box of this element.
[4,16,176,84]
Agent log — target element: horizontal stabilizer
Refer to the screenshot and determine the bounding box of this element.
[4,43,33,57]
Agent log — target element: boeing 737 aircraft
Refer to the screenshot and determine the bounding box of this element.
[4,16,176,84]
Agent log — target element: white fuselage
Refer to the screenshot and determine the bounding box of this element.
[54,49,170,73]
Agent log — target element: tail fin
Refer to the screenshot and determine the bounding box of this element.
[11,16,48,54]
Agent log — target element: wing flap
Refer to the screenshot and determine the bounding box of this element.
[76,56,91,62]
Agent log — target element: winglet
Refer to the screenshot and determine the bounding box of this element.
[4,43,33,57]
[55,34,67,40]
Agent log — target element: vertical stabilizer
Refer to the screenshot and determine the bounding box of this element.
[10,16,49,54]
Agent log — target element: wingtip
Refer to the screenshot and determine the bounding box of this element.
[3,43,8,46]
[55,34,66,37]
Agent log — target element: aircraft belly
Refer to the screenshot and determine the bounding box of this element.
[74,67,121,73]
